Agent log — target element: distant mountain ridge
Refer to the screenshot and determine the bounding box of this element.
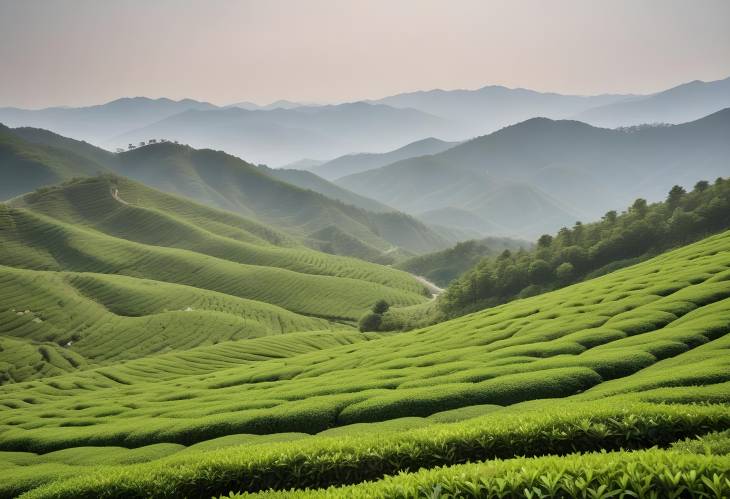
[369,85,632,138]
[2,75,729,168]
[337,109,730,238]
[0,97,216,145]
[108,102,452,166]
[575,76,730,127]
[311,137,459,180]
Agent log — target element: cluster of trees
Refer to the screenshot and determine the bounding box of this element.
[359,299,390,332]
[397,237,529,287]
[441,177,730,316]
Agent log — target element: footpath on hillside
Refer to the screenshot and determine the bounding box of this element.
[411,275,444,299]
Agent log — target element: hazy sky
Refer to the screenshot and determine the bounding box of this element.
[1,0,729,108]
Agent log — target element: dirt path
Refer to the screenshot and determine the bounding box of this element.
[412,274,444,299]
[111,188,128,205]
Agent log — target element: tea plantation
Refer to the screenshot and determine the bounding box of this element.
[0,220,729,497]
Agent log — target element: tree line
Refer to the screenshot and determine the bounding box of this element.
[440,177,730,316]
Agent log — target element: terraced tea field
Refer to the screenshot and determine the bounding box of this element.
[0,178,428,323]
[1,227,729,497]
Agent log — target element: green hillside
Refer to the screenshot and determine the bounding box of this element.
[441,177,730,316]
[1,126,454,260]
[0,174,429,378]
[0,125,108,200]
[397,236,531,287]
[1,228,729,497]
[113,143,452,255]
[0,176,427,318]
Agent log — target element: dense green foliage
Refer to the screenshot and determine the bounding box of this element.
[235,448,730,498]
[4,403,729,498]
[397,237,530,287]
[442,177,730,315]
[1,171,729,497]
[0,336,88,384]
[1,230,728,452]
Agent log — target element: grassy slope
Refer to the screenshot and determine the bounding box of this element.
[0,265,336,365]
[0,231,728,496]
[0,230,727,456]
[9,177,425,291]
[2,126,452,258]
[0,336,88,384]
[0,176,432,382]
[0,177,427,319]
[0,125,109,200]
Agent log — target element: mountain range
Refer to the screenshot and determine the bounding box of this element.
[575,76,730,128]
[0,97,216,146]
[336,108,730,238]
[0,125,455,261]
[1,76,728,168]
[310,137,459,180]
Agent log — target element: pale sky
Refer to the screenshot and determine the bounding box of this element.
[1,0,729,108]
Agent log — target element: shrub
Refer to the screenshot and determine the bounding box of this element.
[358,312,381,332]
[16,403,730,498]
[372,300,390,315]
[230,449,730,498]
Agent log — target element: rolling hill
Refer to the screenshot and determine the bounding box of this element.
[1,226,729,497]
[3,175,428,306]
[337,109,730,238]
[0,175,431,382]
[0,124,110,200]
[311,137,459,180]
[0,125,455,260]
[111,142,453,256]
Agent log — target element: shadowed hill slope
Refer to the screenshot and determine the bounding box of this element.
[311,137,459,180]
[256,165,393,213]
[0,126,455,259]
[111,143,453,255]
[338,110,730,237]
[0,125,109,200]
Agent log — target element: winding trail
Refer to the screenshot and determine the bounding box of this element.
[111,188,128,205]
[411,274,444,299]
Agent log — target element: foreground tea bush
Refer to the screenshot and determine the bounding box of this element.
[233,448,730,498]
[14,403,730,498]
